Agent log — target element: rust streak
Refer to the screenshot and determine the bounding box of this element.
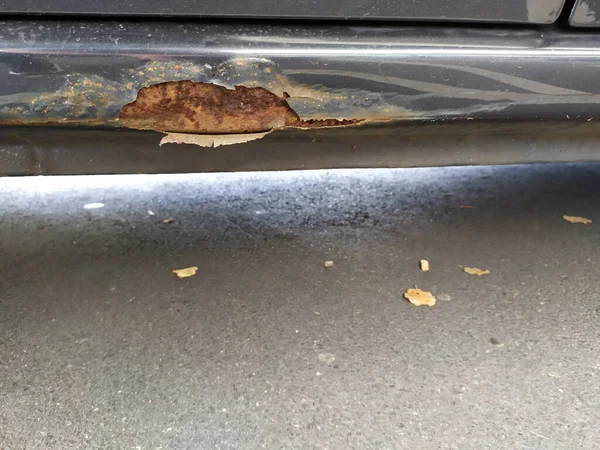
[119,80,361,134]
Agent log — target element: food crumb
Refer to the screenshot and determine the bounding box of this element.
[162,217,174,224]
[173,266,198,278]
[420,259,430,272]
[464,267,490,276]
[404,288,436,306]
[563,215,592,224]
[324,260,334,268]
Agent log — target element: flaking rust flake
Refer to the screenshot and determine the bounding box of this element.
[119,81,361,138]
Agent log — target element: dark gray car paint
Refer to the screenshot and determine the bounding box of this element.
[0,0,567,24]
[4,121,600,176]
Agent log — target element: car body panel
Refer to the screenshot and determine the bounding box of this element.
[3,8,600,176]
[2,21,600,131]
[570,0,600,26]
[0,0,567,24]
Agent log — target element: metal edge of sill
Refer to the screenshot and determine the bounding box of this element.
[4,120,600,175]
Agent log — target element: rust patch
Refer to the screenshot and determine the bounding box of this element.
[119,80,361,134]
[298,118,360,128]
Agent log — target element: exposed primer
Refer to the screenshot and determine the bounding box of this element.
[159,131,272,147]
[119,80,361,136]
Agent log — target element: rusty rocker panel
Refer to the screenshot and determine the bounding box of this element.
[3,21,600,174]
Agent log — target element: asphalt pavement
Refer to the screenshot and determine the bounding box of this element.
[1,163,600,450]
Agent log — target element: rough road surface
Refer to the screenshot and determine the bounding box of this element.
[1,164,599,449]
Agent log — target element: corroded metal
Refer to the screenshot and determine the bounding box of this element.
[119,81,359,133]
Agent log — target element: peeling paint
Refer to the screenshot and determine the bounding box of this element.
[159,131,271,147]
